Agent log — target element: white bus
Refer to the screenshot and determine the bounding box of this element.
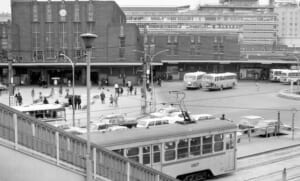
[269,69,289,82]
[279,69,300,84]
[202,72,237,90]
[183,71,206,89]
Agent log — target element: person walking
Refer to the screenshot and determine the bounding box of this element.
[109,94,114,106]
[114,94,118,107]
[100,91,106,104]
[114,83,119,96]
[43,97,49,104]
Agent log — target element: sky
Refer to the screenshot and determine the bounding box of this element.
[0,0,218,13]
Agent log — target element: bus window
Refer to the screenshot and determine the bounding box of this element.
[177,139,188,159]
[113,149,124,156]
[225,133,234,150]
[164,141,176,161]
[190,137,201,156]
[142,146,150,164]
[156,120,162,126]
[214,134,224,152]
[202,135,212,154]
[149,121,155,127]
[126,147,139,162]
[153,144,161,163]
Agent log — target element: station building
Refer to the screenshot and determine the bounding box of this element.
[7,0,143,86]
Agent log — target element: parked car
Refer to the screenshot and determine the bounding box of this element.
[0,82,7,92]
[190,114,215,121]
[150,106,180,117]
[136,117,169,128]
[238,115,264,130]
[98,114,137,128]
[255,119,291,136]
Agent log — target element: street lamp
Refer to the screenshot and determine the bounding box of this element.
[80,32,97,181]
[59,53,75,127]
[133,49,169,112]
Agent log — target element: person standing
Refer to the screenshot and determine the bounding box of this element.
[59,85,63,97]
[31,88,35,103]
[114,83,119,96]
[100,91,106,104]
[109,94,114,106]
[78,96,81,109]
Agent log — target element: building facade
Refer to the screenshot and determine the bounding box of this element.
[122,1,298,80]
[8,0,143,86]
[275,2,300,47]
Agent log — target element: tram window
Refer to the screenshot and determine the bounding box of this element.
[126,147,139,162]
[190,137,201,156]
[214,134,224,152]
[177,139,188,159]
[225,133,234,150]
[149,121,155,127]
[113,149,124,156]
[153,145,161,163]
[202,135,212,154]
[142,146,150,164]
[164,141,176,161]
[156,121,162,126]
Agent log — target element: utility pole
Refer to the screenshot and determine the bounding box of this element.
[141,26,148,114]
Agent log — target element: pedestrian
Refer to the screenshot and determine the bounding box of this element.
[255,82,260,91]
[39,92,43,102]
[31,88,35,102]
[17,92,22,106]
[74,96,78,110]
[109,94,114,106]
[14,93,19,106]
[43,97,49,104]
[78,96,82,109]
[114,94,118,107]
[100,91,106,104]
[120,87,123,96]
[55,99,59,104]
[129,85,133,95]
[127,87,130,96]
[114,83,119,96]
[134,88,137,95]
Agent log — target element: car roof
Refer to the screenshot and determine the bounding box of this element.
[241,115,263,119]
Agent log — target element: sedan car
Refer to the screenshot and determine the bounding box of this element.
[238,115,264,130]
[255,119,291,136]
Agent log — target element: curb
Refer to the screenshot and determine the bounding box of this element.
[278,89,300,100]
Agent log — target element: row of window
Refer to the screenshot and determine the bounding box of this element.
[32,49,85,61]
[214,75,237,81]
[128,15,276,22]
[33,3,95,22]
[113,133,235,164]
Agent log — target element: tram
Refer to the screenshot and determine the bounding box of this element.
[82,119,238,180]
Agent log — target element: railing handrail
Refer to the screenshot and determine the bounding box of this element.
[0,102,178,181]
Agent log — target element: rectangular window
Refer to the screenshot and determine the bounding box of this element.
[225,133,234,150]
[46,4,52,22]
[214,134,224,152]
[87,3,94,21]
[73,23,81,49]
[190,137,201,156]
[142,146,150,164]
[33,51,44,61]
[202,135,212,154]
[153,144,161,163]
[59,23,68,49]
[126,147,139,162]
[164,141,176,161]
[113,149,124,156]
[33,4,38,22]
[45,48,55,59]
[177,139,189,159]
[74,3,80,22]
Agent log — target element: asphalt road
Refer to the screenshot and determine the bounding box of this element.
[155,80,300,128]
[1,80,300,128]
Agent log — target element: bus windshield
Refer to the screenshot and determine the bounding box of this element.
[184,75,196,81]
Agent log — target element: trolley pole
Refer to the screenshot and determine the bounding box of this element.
[141,26,148,114]
[8,59,13,106]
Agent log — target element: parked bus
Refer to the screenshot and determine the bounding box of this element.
[269,69,289,82]
[12,103,67,123]
[202,72,237,90]
[82,119,237,180]
[279,69,300,84]
[183,71,206,89]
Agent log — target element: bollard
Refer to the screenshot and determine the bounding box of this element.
[282,168,287,181]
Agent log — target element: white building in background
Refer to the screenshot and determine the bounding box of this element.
[275,3,300,47]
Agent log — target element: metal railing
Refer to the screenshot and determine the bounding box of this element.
[0,103,177,181]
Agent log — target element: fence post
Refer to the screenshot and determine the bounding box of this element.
[127,162,131,181]
[93,147,97,179]
[13,113,18,150]
[282,168,287,181]
[55,132,60,165]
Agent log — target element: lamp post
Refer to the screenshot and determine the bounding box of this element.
[80,33,97,181]
[133,49,168,112]
[59,53,75,127]
[8,58,14,106]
